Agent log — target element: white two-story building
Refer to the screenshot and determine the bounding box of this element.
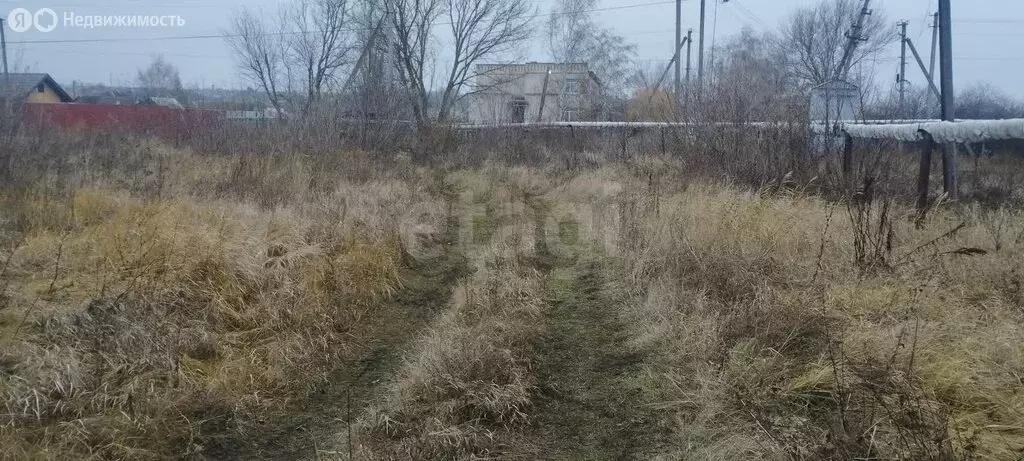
[468,62,603,124]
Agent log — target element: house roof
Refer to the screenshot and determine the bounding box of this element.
[78,93,138,105]
[140,96,184,109]
[811,80,859,90]
[0,73,73,102]
[476,62,604,88]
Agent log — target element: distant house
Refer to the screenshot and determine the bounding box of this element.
[139,96,185,110]
[0,73,73,106]
[225,107,289,123]
[76,89,139,106]
[469,62,603,124]
[810,80,862,122]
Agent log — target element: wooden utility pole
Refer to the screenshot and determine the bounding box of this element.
[340,11,388,95]
[674,0,682,100]
[652,37,690,95]
[1,18,9,83]
[938,0,957,199]
[537,68,552,123]
[905,38,941,103]
[685,29,693,87]
[929,12,939,81]
[917,131,935,212]
[836,0,872,81]
[898,21,908,117]
[698,0,706,89]
[842,132,854,188]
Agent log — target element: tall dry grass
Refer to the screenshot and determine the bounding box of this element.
[615,176,1024,460]
[356,169,549,459]
[2,125,1024,460]
[357,247,545,458]
[0,141,446,459]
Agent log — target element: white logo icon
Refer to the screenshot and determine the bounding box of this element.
[7,8,33,33]
[33,8,58,32]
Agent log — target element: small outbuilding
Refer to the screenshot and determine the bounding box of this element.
[810,80,862,123]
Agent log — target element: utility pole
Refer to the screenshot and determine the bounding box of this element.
[836,0,872,81]
[340,11,388,95]
[652,36,689,95]
[898,21,908,117]
[906,37,941,103]
[685,29,693,87]
[939,2,954,122]
[1,18,8,121]
[929,12,939,82]
[1,18,9,83]
[674,0,682,100]
[938,0,957,199]
[537,68,552,122]
[698,0,706,89]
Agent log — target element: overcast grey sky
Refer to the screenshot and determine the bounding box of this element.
[3,0,1022,96]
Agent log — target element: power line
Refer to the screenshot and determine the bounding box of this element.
[728,0,770,30]
[45,49,228,59]
[8,0,678,46]
[721,3,761,32]
[914,5,930,42]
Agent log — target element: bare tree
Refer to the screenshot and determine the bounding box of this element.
[957,83,1024,120]
[283,0,356,113]
[344,0,407,119]
[385,0,442,125]
[225,9,287,119]
[626,61,662,92]
[709,28,798,121]
[546,0,635,96]
[385,0,534,126]
[777,0,894,87]
[865,85,936,120]
[226,0,356,119]
[137,55,184,100]
[547,0,592,63]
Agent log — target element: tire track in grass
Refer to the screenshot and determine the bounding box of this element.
[522,201,671,459]
[223,218,470,460]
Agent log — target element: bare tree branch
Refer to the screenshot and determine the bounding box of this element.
[224,8,287,119]
[546,0,635,97]
[137,55,185,102]
[384,0,533,126]
[283,0,356,114]
[777,0,895,87]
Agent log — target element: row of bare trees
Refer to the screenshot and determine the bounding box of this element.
[221,0,1016,126]
[225,0,357,119]
[224,0,534,127]
[222,0,656,127]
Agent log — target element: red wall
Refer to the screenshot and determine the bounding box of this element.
[22,103,224,137]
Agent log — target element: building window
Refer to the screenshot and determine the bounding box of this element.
[509,98,528,123]
[565,79,580,95]
[37,83,45,93]
[561,110,576,122]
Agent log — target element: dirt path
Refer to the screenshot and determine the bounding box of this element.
[221,243,469,460]
[523,260,670,460]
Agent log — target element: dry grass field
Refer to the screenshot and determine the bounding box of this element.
[1,133,1023,460]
